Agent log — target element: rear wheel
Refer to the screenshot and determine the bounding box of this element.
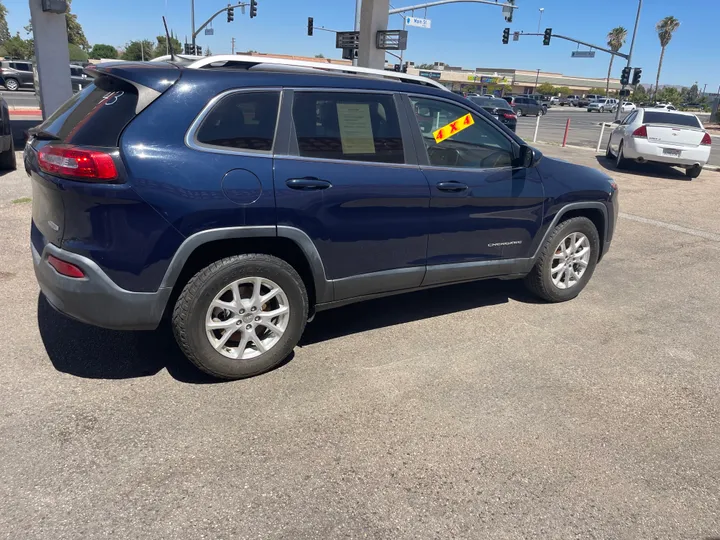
[685,164,702,179]
[4,78,19,91]
[524,217,600,302]
[605,138,614,159]
[0,138,16,170]
[172,254,308,380]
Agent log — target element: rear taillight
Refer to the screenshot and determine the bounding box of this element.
[38,144,118,181]
[632,125,648,138]
[701,132,712,145]
[502,113,517,119]
[47,255,85,278]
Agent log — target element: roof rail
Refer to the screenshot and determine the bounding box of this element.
[184,54,449,91]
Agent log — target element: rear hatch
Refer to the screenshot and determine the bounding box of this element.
[26,63,179,249]
[643,111,705,147]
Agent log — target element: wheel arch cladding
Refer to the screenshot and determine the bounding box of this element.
[556,208,606,258]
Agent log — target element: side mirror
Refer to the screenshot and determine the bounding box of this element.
[518,144,537,168]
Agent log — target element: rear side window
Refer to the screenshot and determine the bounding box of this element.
[643,112,701,128]
[195,91,280,152]
[36,75,139,147]
[291,92,404,164]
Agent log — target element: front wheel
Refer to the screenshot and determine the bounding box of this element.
[615,141,628,169]
[4,78,19,91]
[524,217,600,302]
[172,254,308,380]
[605,138,614,159]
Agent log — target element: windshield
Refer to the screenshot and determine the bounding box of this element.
[470,97,510,109]
[643,112,701,128]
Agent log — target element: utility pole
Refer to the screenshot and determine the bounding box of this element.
[353,0,361,66]
[231,37,236,54]
[533,68,540,92]
[191,0,196,51]
[141,40,145,61]
[615,0,642,120]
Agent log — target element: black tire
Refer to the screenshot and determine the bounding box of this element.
[685,165,702,179]
[172,254,308,380]
[605,138,614,159]
[524,217,600,303]
[0,138,16,170]
[615,140,628,169]
[4,78,19,91]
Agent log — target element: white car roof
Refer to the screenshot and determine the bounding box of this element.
[641,108,695,116]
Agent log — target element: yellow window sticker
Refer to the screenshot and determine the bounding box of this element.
[432,113,475,143]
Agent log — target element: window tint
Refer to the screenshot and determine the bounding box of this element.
[643,111,700,128]
[36,74,139,147]
[13,63,31,72]
[196,91,280,151]
[622,111,637,125]
[292,92,404,164]
[410,97,514,169]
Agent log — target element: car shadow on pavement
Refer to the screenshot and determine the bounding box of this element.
[301,278,537,346]
[36,294,238,384]
[595,155,689,180]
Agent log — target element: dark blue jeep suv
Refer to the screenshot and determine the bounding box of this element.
[26,60,618,379]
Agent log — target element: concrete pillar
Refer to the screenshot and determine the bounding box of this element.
[357,0,389,70]
[29,0,72,118]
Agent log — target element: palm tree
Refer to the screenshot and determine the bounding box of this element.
[605,27,627,96]
[654,16,680,100]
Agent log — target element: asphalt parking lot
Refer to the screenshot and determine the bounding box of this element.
[1,147,719,539]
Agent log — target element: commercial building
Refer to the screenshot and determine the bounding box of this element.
[405,62,622,96]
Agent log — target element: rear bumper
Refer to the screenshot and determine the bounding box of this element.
[33,243,171,331]
[624,138,710,167]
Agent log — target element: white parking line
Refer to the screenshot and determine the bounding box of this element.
[619,212,720,242]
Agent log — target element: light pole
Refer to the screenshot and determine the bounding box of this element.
[537,8,544,33]
[614,0,642,120]
[534,68,540,92]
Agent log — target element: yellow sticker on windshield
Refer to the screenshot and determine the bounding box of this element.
[433,113,474,143]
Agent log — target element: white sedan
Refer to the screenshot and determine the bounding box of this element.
[620,101,636,112]
[606,108,712,178]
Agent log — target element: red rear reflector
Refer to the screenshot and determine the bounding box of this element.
[632,125,648,138]
[47,255,85,278]
[701,132,712,145]
[502,113,517,119]
[38,144,118,181]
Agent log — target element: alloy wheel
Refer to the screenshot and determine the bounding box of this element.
[551,232,591,290]
[205,277,290,360]
[5,79,18,91]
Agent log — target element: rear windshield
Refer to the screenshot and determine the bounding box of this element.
[643,111,701,128]
[36,75,139,146]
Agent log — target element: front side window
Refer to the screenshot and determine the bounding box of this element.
[410,97,514,169]
[291,92,404,164]
[195,91,280,152]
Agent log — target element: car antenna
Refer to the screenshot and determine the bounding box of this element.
[162,16,176,61]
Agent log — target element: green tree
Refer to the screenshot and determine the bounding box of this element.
[588,87,607,95]
[656,86,681,104]
[3,32,32,59]
[155,34,182,57]
[89,43,118,59]
[314,53,325,58]
[632,84,648,102]
[653,16,680,99]
[122,39,156,61]
[416,63,435,69]
[536,82,556,96]
[555,86,571,96]
[0,1,10,46]
[605,26,627,96]
[68,43,88,62]
[204,47,212,56]
[686,83,700,102]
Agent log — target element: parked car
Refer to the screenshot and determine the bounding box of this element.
[619,101,636,113]
[503,95,547,116]
[606,108,711,178]
[560,95,581,106]
[0,96,16,169]
[587,98,618,113]
[0,60,34,91]
[70,65,93,92]
[578,94,604,108]
[546,96,560,106]
[467,95,517,132]
[27,57,618,380]
[653,102,676,111]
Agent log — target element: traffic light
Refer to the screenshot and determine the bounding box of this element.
[632,67,642,86]
[195,45,202,56]
[543,28,552,46]
[307,17,313,36]
[402,62,408,73]
[502,27,510,45]
[620,66,631,86]
[227,6,234,22]
[184,43,191,54]
[250,0,257,18]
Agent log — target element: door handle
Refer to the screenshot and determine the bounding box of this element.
[286,178,332,191]
[436,181,468,193]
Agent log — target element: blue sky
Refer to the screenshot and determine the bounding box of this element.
[4,0,717,90]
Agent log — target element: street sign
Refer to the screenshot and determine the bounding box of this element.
[513,31,520,41]
[405,16,431,29]
[336,31,359,50]
[204,28,214,35]
[571,50,596,58]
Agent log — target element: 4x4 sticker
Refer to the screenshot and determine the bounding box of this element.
[433,113,474,143]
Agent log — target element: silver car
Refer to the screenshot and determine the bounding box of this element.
[587,99,618,113]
